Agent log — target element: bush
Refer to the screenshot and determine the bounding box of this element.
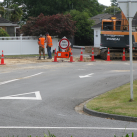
[0,28,9,37]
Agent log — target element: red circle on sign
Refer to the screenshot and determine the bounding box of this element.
[59,38,70,49]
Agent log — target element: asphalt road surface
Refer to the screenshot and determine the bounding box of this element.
[0,60,137,137]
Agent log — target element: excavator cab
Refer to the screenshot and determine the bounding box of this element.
[100,12,137,49]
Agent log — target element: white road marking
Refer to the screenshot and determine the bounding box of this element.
[86,63,93,65]
[124,63,130,65]
[79,73,94,78]
[0,91,42,100]
[23,72,43,79]
[0,72,43,86]
[0,127,136,130]
[0,79,19,85]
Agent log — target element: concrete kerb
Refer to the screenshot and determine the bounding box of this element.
[83,104,137,122]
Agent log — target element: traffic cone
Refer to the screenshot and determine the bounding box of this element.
[105,48,111,61]
[0,50,6,65]
[122,48,126,61]
[69,52,75,62]
[52,48,58,62]
[78,48,84,61]
[91,48,96,62]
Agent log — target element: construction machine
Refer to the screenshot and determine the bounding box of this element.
[86,12,137,60]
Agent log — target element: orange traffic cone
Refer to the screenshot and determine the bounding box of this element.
[0,50,6,65]
[69,52,75,62]
[52,48,58,62]
[79,48,84,61]
[91,48,96,62]
[105,48,111,61]
[122,48,126,61]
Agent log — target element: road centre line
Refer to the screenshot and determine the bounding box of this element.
[0,72,43,86]
[0,127,136,130]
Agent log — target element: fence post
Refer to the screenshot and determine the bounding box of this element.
[20,34,23,55]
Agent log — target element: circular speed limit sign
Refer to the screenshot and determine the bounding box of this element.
[59,38,70,50]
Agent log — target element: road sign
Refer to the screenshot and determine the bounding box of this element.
[118,0,137,19]
[118,0,137,101]
[59,37,70,50]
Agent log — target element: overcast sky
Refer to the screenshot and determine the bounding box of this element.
[0,0,111,6]
[98,0,111,6]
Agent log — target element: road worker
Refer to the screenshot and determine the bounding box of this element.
[45,32,53,59]
[38,34,45,60]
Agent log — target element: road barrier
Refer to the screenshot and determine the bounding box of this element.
[0,50,6,65]
[79,48,84,61]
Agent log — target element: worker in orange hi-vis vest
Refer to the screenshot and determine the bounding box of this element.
[38,34,45,60]
[45,32,53,59]
[65,45,71,57]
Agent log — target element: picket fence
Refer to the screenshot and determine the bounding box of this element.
[0,36,59,55]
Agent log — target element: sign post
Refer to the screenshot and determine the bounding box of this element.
[57,37,71,58]
[118,0,137,101]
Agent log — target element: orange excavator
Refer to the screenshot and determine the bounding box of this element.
[100,12,137,60]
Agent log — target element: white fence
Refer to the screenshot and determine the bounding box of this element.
[0,36,59,55]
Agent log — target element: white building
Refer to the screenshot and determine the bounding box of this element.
[91,13,112,48]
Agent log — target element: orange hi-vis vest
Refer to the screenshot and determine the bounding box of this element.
[47,36,53,47]
[39,37,45,48]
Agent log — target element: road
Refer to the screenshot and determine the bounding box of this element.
[0,60,137,137]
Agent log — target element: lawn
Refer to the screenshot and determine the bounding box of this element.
[86,80,137,117]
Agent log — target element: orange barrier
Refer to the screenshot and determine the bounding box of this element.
[57,51,69,58]
[122,48,126,61]
[79,48,84,61]
[52,48,58,62]
[0,50,6,65]
[91,48,96,62]
[105,48,111,61]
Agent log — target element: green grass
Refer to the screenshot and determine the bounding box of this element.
[4,54,54,58]
[86,80,137,117]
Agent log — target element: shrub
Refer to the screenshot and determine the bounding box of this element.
[0,28,9,37]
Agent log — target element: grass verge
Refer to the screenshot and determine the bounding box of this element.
[86,80,137,117]
[4,54,54,58]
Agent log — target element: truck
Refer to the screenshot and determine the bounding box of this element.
[85,12,137,60]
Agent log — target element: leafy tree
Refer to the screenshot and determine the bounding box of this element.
[104,6,121,15]
[9,4,23,22]
[12,0,104,18]
[68,10,94,45]
[0,28,9,37]
[0,6,4,17]
[111,0,118,6]
[21,13,76,38]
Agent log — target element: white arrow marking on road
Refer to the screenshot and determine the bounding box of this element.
[79,73,94,78]
[0,91,42,100]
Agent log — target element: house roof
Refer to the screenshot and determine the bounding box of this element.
[0,17,12,23]
[91,13,112,28]
[92,12,137,28]
[0,17,19,27]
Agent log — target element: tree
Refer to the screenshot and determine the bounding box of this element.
[0,6,4,17]
[10,4,23,22]
[104,6,121,15]
[0,28,9,37]
[111,0,118,6]
[68,10,94,45]
[12,0,104,18]
[21,13,76,38]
